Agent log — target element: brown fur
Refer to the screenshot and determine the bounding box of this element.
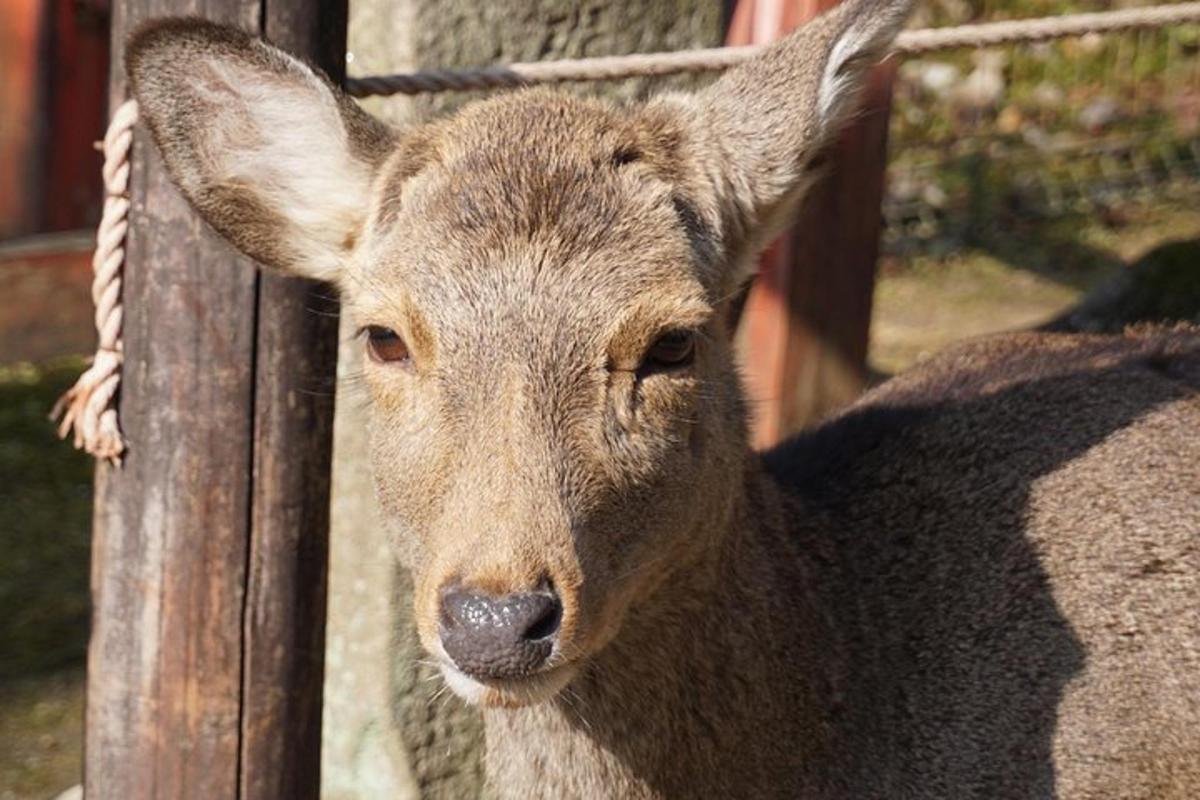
[126,2,1200,796]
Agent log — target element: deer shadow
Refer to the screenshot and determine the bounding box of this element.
[767,338,1195,796]
[574,334,1197,797]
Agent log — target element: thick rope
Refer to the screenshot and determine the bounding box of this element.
[52,99,137,464]
[346,3,1200,96]
[55,2,1200,460]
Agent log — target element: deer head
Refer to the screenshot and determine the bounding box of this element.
[127,0,913,708]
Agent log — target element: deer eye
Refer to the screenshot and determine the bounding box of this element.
[364,325,410,364]
[643,329,696,371]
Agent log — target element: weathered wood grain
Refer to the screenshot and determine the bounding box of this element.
[87,1,342,797]
[240,7,347,798]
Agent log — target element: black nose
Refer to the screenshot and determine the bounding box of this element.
[439,584,563,680]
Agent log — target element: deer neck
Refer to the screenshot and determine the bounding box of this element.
[481,455,837,798]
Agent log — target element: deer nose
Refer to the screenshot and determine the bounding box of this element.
[439,584,563,680]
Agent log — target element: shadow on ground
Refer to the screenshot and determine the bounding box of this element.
[1043,238,1200,333]
[0,360,91,800]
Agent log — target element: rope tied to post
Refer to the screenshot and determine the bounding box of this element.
[53,2,1200,461]
[52,98,138,464]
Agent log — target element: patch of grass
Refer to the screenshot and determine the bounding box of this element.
[1049,237,1200,332]
[891,0,1200,264]
[0,669,84,800]
[0,359,93,682]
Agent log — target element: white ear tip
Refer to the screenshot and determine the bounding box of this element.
[817,0,912,124]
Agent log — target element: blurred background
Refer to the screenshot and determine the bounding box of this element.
[1,0,1197,798]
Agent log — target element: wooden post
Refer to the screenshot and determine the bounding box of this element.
[87,1,344,798]
[729,0,896,447]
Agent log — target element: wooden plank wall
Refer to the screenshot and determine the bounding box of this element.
[86,1,343,797]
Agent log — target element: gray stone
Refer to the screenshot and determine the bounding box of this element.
[1078,96,1121,133]
[322,317,423,800]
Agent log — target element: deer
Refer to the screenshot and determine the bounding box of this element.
[126,0,1199,796]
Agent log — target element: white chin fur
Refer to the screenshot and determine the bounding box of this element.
[441,663,489,704]
[440,661,577,708]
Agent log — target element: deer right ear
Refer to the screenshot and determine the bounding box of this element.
[126,18,395,284]
[646,0,914,293]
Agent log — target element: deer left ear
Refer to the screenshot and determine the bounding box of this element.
[646,0,913,291]
[127,18,395,284]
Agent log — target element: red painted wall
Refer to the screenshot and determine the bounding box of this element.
[0,0,46,239]
[0,0,108,240]
[728,0,893,446]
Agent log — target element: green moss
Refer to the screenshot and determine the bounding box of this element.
[0,669,85,800]
[0,359,93,682]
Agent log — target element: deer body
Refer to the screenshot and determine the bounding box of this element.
[125,2,1200,796]
[484,330,1200,799]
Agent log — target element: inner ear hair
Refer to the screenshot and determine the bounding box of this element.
[126,17,395,283]
[643,0,914,293]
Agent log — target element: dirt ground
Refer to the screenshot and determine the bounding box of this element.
[871,204,1200,375]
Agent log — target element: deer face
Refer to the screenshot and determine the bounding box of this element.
[350,94,748,705]
[127,0,911,707]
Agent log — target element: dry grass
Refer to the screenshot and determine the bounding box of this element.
[0,671,83,800]
[871,202,1200,375]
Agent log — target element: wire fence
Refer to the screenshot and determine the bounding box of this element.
[885,0,1200,256]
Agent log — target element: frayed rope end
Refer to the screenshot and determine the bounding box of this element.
[51,355,126,466]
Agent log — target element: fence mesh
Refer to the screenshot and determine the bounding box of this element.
[886,0,1200,256]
